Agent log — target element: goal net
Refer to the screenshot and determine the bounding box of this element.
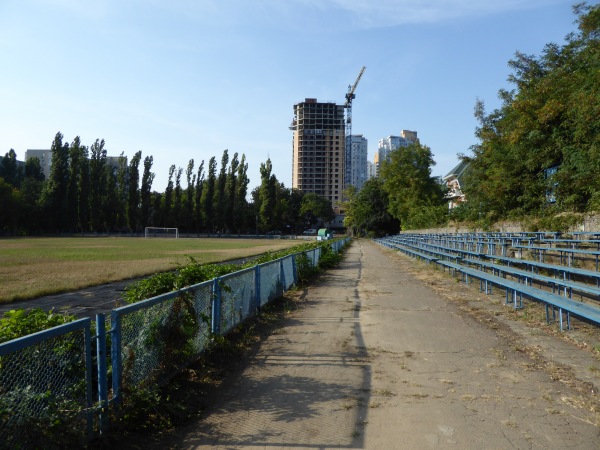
[144,227,179,238]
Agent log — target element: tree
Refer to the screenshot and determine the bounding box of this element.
[88,139,107,231]
[104,164,119,231]
[343,179,399,237]
[225,152,239,232]
[215,149,229,232]
[140,156,155,228]
[67,137,87,232]
[194,160,205,233]
[0,149,22,187]
[40,132,70,232]
[462,3,600,218]
[234,155,249,233]
[299,193,334,228]
[172,167,183,228]
[163,165,175,227]
[0,178,20,233]
[184,159,195,233]
[115,153,128,231]
[20,158,45,233]
[258,158,277,232]
[380,141,446,230]
[127,151,142,232]
[24,156,44,181]
[202,157,217,232]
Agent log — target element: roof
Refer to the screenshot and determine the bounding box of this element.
[443,160,470,181]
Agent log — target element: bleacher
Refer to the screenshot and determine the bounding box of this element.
[375,231,600,331]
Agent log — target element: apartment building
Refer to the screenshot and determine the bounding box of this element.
[291,98,346,207]
[376,130,418,175]
[347,134,368,190]
[24,149,52,179]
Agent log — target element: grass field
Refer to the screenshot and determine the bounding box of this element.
[0,236,301,303]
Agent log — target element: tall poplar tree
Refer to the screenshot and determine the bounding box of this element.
[215,150,229,232]
[163,165,176,227]
[88,139,107,232]
[115,153,128,231]
[225,152,239,232]
[140,155,154,228]
[194,160,205,233]
[234,155,249,233]
[127,151,142,232]
[67,137,86,232]
[184,159,195,233]
[173,167,183,228]
[202,157,217,232]
[40,132,70,232]
[258,158,277,232]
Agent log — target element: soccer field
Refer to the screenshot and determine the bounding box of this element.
[0,237,300,303]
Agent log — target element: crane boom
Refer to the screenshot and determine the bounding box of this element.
[345,66,366,107]
[344,66,366,191]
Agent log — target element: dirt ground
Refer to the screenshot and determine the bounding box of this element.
[111,239,600,449]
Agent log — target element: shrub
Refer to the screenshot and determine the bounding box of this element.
[0,308,76,344]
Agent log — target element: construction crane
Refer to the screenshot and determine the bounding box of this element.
[344,66,366,189]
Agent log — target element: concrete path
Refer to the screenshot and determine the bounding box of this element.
[153,240,600,449]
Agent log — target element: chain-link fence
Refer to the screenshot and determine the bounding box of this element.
[0,238,351,445]
[0,318,94,449]
[219,267,257,335]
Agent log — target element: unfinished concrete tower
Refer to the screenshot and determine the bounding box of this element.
[290,98,346,208]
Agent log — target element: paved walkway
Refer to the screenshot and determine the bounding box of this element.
[152,240,600,449]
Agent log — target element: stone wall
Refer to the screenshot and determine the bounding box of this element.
[406,213,600,235]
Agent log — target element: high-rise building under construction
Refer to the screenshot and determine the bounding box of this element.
[290,98,345,208]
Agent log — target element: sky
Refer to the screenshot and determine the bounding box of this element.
[0,0,585,193]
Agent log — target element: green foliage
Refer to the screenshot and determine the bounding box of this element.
[258,158,277,232]
[463,3,600,219]
[522,211,583,232]
[122,241,336,303]
[0,308,76,344]
[0,386,85,448]
[0,308,84,447]
[317,243,343,269]
[380,141,447,230]
[300,192,335,225]
[343,179,400,237]
[295,253,319,285]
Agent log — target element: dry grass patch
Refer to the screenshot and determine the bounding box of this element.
[0,237,299,302]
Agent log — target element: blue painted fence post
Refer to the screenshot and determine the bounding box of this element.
[212,277,222,336]
[291,254,298,285]
[280,259,286,294]
[110,310,122,406]
[255,265,261,311]
[96,314,109,433]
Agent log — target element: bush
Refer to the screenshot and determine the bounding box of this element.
[0,308,76,344]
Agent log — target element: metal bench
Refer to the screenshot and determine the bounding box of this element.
[458,265,600,331]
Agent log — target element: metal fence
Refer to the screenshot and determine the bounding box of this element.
[0,238,350,445]
[0,318,94,448]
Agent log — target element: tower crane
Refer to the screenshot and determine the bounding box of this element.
[344,66,366,189]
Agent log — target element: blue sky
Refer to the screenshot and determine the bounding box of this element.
[0,0,583,193]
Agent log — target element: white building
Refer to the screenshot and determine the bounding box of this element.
[367,160,377,180]
[376,130,418,175]
[24,149,52,179]
[347,134,368,190]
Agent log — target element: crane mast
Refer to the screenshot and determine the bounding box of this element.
[344,66,366,189]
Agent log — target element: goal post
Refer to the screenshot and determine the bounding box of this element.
[144,227,179,238]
